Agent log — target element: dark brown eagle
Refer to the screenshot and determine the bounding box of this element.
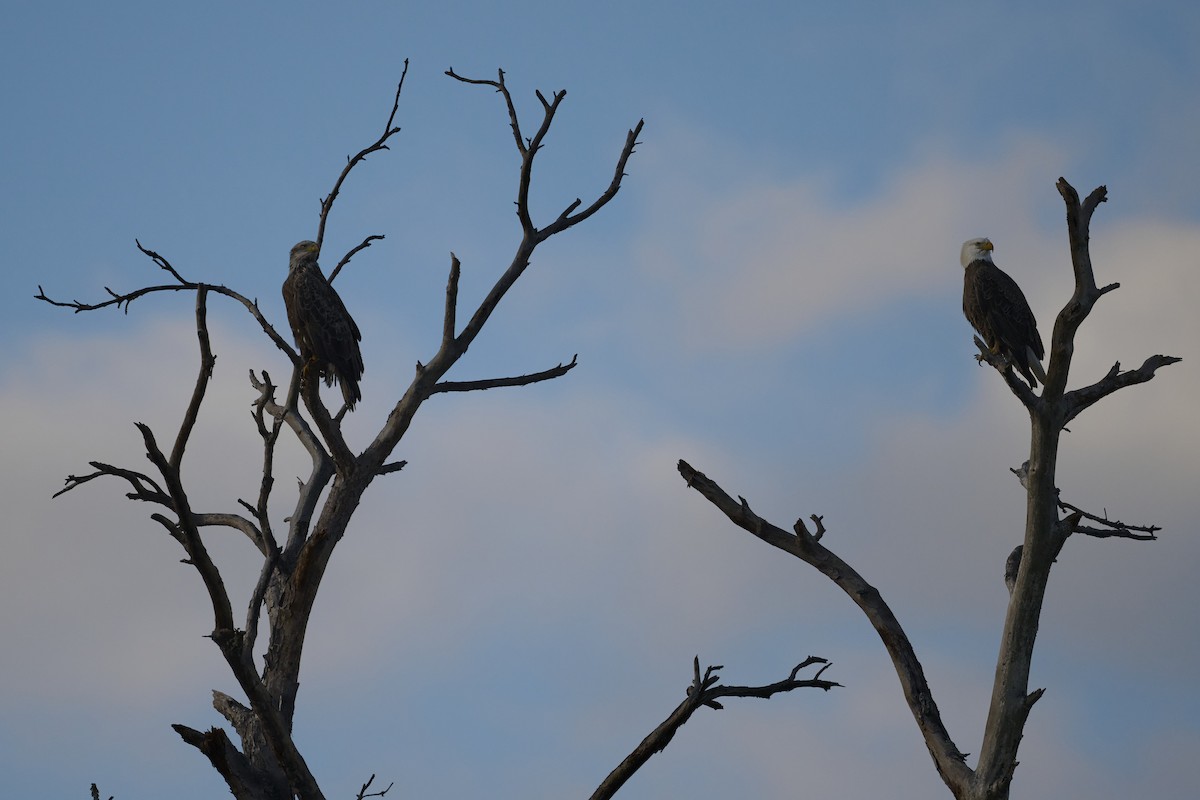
[283,240,364,409]
[961,237,1047,388]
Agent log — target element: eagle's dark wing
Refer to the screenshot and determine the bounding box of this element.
[964,260,1045,387]
[283,260,364,408]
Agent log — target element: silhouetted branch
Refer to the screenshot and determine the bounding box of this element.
[317,60,409,251]
[1063,355,1182,425]
[1009,457,1162,543]
[539,119,644,241]
[430,355,578,394]
[446,67,527,155]
[676,459,972,794]
[1058,499,1160,541]
[590,656,838,800]
[170,287,215,470]
[355,774,394,800]
[443,253,460,346]
[35,246,297,361]
[53,461,168,503]
[329,234,386,284]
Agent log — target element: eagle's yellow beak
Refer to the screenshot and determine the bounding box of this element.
[980,240,994,252]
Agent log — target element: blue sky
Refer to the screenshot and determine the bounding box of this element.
[2,2,1198,798]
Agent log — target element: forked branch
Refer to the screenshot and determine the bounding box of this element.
[676,460,973,794]
[590,656,838,800]
[317,60,409,251]
[1062,354,1182,425]
[359,70,642,473]
[35,242,298,361]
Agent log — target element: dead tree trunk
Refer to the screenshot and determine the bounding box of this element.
[679,179,1178,800]
[42,64,642,800]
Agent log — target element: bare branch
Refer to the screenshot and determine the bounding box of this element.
[1063,354,1182,425]
[173,722,283,799]
[538,119,645,241]
[1057,498,1160,541]
[676,459,973,794]
[36,244,298,362]
[251,369,328,468]
[53,461,169,504]
[243,544,280,658]
[299,373,357,474]
[446,67,526,155]
[328,234,385,284]
[191,512,265,550]
[137,421,236,632]
[590,656,837,800]
[358,73,641,481]
[170,287,216,471]
[430,355,578,395]
[317,60,409,251]
[355,774,395,800]
[443,253,461,346]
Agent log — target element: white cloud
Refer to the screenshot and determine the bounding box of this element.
[631,131,1074,352]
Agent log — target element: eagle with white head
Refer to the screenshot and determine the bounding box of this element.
[960,238,1047,388]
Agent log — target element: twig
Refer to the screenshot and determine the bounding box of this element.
[355,774,394,800]
[329,234,385,284]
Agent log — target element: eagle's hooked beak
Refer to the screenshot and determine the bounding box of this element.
[980,240,994,252]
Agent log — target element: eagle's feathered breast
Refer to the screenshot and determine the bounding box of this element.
[961,238,1046,388]
[283,240,364,409]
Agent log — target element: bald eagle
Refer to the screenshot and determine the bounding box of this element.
[283,240,364,409]
[961,238,1046,388]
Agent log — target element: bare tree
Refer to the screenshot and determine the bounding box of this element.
[40,64,653,800]
[676,179,1180,799]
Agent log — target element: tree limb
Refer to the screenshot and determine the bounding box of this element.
[590,656,838,800]
[357,71,641,475]
[171,287,216,471]
[317,60,409,251]
[355,774,394,800]
[328,234,385,284]
[430,355,578,394]
[676,460,973,794]
[52,461,169,503]
[1062,354,1182,425]
[35,243,298,362]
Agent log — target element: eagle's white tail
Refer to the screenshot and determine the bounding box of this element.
[1027,346,1048,385]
